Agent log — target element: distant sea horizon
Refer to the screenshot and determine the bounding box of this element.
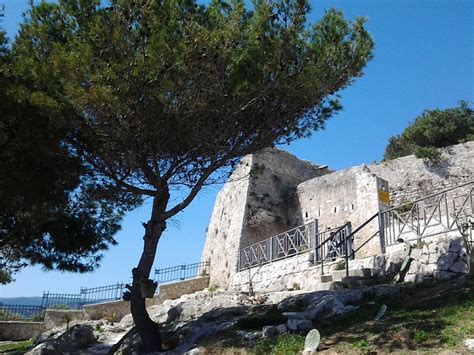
[0,297,43,306]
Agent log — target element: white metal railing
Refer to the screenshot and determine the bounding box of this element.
[237,221,353,271]
[314,223,353,264]
[380,181,473,246]
[238,220,317,271]
[237,181,473,275]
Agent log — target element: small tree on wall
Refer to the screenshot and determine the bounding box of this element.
[12,0,373,351]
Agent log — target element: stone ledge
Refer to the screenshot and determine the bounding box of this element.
[0,321,46,341]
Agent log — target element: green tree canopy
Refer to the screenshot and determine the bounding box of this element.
[384,101,474,161]
[10,0,373,350]
[0,23,137,284]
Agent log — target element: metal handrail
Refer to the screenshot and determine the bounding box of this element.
[236,181,473,278]
[383,180,473,213]
[242,221,316,252]
[381,182,473,245]
[238,220,317,271]
[317,222,352,275]
[341,181,473,276]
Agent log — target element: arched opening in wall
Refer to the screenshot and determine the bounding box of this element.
[350,203,355,211]
[305,211,308,218]
[317,208,321,217]
[333,206,338,214]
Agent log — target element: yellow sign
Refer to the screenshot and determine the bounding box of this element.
[378,189,390,205]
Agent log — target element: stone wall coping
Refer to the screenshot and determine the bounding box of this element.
[0,321,44,325]
[159,276,210,288]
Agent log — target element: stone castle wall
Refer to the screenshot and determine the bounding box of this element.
[241,148,330,248]
[199,155,253,289]
[200,148,329,288]
[201,142,473,290]
[368,141,473,205]
[296,166,389,257]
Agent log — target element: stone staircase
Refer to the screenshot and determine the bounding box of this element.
[311,267,382,291]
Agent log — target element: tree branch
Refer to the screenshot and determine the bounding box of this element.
[163,161,221,219]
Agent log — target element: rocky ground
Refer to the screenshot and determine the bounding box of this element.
[17,271,473,355]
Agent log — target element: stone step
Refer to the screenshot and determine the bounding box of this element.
[340,276,380,288]
[316,274,333,283]
[370,268,383,277]
[331,268,372,281]
[311,281,344,291]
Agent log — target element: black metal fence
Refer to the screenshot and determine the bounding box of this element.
[154,261,210,284]
[0,304,45,321]
[8,264,209,315]
[41,292,84,310]
[42,283,126,309]
[80,283,125,304]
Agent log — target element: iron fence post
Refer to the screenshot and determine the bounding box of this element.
[378,211,386,254]
[313,219,319,264]
[270,236,273,262]
[345,222,352,277]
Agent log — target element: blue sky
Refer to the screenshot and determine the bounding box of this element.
[1,0,473,297]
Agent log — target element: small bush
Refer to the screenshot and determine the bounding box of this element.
[252,334,305,355]
[335,260,346,271]
[414,146,442,164]
[412,329,429,344]
[49,304,71,310]
[208,284,218,292]
[352,339,371,354]
[32,311,45,322]
[0,309,22,321]
[104,311,119,325]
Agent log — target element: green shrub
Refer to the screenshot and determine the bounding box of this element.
[413,329,429,344]
[48,304,71,310]
[252,334,305,355]
[414,146,442,164]
[335,260,346,271]
[0,309,22,321]
[383,101,473,161]
[352,339,371,354]
[208,284,218,292]
[32,311,45,322]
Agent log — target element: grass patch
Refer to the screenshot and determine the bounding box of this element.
[251,334,304,355]
[0,339,35,353]
[319,275,474,353]
[352,339,371,354]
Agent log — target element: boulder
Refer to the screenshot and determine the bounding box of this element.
[276,324,288,335]
[237,330,261,340]
[26,324,96,355]
[262,326,277,338]
[465,339,474,351]
[437,252,458,270]
[286,319,313,333]
[27,343,62,355]
[449,239,463,253]
[449,260,469,274]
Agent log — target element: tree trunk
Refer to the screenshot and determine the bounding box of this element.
[130,193,169,353]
